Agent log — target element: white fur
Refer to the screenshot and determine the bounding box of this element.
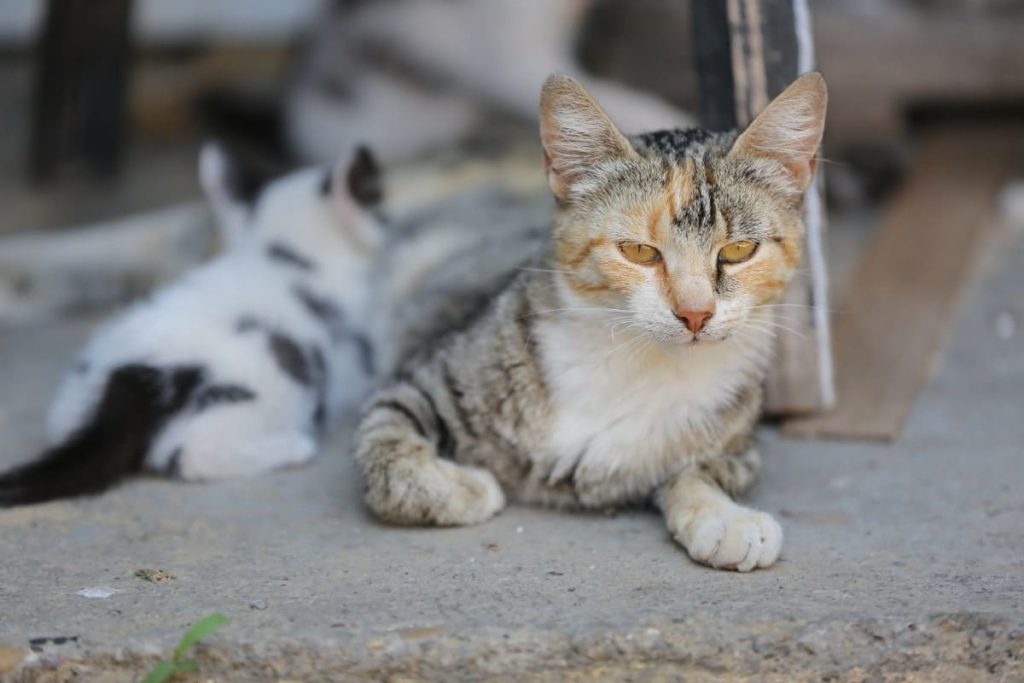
[47,153,382,480]
[534,294,782,569]
[288,71,480,165]
[286,0,694,163]
[533,305,773,505]
[665,474,783,572]
[353,0,692,133]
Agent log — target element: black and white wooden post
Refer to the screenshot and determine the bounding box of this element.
[694,0,833,416]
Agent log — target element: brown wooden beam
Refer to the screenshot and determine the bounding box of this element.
[786,125,1021,440]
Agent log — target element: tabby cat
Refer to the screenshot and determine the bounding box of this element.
[356,73,827,572]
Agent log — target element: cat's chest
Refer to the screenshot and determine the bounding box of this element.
[536,329,757,504]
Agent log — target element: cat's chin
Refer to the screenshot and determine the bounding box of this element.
[688,337,726,346]
[662,333,728,349]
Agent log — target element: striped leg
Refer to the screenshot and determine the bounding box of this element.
[355,381,505,526]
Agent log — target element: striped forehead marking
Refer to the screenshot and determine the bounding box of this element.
[670,151,717,238]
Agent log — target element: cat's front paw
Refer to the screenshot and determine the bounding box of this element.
[364,451,506,527]
[673,504,782,572]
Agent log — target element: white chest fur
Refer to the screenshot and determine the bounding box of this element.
[536,317,769,504]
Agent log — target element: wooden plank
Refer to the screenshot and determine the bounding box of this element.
[694,0,833,415]
[785,125,1022,441]
[814,6,1024,144]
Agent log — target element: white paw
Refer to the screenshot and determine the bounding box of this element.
[676,505,782,572]
[438,462,506,526]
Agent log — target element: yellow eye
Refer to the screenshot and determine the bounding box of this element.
[619,242,661,265]
[718,240,758,264]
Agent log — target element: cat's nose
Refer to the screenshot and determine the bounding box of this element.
[674,307,714,334]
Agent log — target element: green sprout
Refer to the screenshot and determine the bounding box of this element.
[142,613,229,683]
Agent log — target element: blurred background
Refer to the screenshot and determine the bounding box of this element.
[0,0,1018,228]
[0,0,1022,434]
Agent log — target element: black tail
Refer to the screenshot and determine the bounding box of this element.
[0,364,203,507]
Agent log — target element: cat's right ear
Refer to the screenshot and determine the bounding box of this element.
[539,74,636,203]
[199,141,248,246]
[328,144,383,211]
[325,144,386,251]
[728,72,828,195]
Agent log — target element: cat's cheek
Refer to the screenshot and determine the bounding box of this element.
[629,280,679,337]
[729,252,792,306]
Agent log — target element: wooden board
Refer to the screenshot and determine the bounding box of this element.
[785,125,1022,441]
[694,0,833,416]
[815,7,1024,144]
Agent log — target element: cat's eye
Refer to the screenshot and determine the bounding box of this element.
[718,240,758,264]
[619,242,661,265]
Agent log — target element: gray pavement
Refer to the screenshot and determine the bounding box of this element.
[0,228,1022,682]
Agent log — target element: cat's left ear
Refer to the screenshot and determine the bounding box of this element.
[539,74,636,203]
[728,72,828,195]
[199,141,249,247]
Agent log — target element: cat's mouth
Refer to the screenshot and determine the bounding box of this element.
[681,329,729,345]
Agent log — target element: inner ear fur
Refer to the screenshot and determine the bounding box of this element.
[343,145,383,208]
[539,74,635,202]
[728,72,828,194]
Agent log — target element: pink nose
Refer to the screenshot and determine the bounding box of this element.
[675,308,714,334]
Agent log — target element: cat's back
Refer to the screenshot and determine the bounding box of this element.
[85,255,279,361]
[371,187,552,373]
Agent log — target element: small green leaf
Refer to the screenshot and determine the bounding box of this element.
[175,659,199,672]
[172,613,229,661]
[140,660,176,683]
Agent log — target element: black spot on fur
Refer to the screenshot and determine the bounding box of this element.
[309,345,329,433]
[0,364,203,506]
[237,317,330,431]
[236,316,263,333]
[269,332,312,385]
[347,145,383,207]
[195,384,257,410]
[267,242,317,271]
[292,284,375,375]
[168,366,205,410]
[293,284,346,340]
[352,332,375,376]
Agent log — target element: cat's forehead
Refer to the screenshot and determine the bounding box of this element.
[629,128,732,162]
[620,129,747,245]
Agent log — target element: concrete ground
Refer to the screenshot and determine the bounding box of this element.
[1,223,1023,682]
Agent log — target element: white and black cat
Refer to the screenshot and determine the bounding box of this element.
[286,0,694,164]
[0,144,386,505]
